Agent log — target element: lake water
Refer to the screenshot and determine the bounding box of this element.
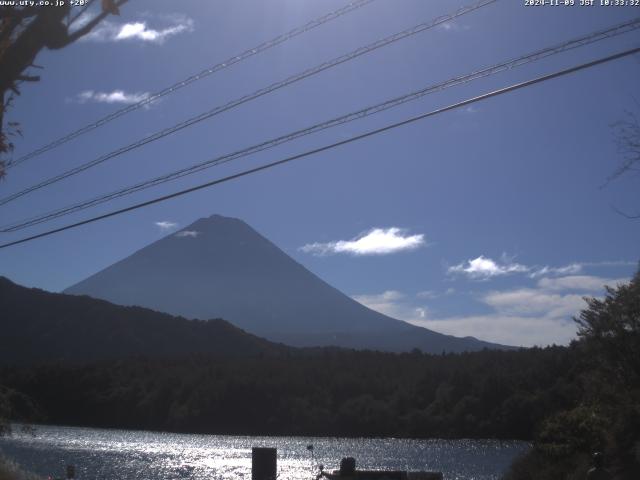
[0,425,530,480]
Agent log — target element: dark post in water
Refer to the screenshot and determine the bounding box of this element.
[252,447,277,480]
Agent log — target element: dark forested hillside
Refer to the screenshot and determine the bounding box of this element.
[1,346,577,440]
[0,276,287,364]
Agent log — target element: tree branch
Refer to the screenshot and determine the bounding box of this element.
[63,0,128,45]
[611,204,640,219]
[17,74,40,82]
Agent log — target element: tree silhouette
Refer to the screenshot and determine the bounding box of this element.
[607,99,640,218]
[0,0,128,178]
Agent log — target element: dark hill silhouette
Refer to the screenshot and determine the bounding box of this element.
[0,276,286,364]
[65,214,510,353]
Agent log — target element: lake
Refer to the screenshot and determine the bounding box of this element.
[0,425,530,480]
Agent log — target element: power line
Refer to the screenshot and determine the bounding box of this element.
[1,46,637,250]
[3,17,639,233]
[0,0,498,205]
[6,0,376,169]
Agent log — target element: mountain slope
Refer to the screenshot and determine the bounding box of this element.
[65,214,510,353]
[0,276,286,364]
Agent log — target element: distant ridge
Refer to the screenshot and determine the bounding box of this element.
[0,276,286,364]
[65,214,512,353]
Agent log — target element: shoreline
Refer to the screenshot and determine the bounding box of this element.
[6,422,533,443]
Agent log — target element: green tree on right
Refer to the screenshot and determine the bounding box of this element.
[505,268,640,480]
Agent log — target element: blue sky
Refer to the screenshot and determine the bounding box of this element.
[0,0,638,347]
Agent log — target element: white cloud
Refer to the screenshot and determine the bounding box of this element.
[116,22,189,42]
[415,307,428,319]
[83,14,194,44]
[155,221,178,231]
[353,290,429,322]
[175,230,200,238]
[75,90,150,105]
[301,228,425,256]
[448,255,529,279]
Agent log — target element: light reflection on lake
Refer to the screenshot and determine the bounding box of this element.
[0,425,530,480]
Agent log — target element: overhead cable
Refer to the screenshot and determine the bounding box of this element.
[0,0,498,204]
[1,46,637,250]
[2,17,638,233]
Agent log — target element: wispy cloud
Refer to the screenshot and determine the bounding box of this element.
[353,291,428,321]
[356,288,580,347]
[482,288,586,319]
[411,275,630,347]
[537,275,628,292]
[74,90,150,105]
[448,256,635,280]
[448,255,528,279]
[355,275,630,347]
[417,314,577,348]
[530,260,636,277]
[301,227,426,256]
[155,221,178,231]
[528,263,582,278]
[175,230,200,238]
[416,288,455,299]
[82,13,194,44]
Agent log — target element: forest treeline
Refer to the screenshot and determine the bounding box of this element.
[0,346,582,439]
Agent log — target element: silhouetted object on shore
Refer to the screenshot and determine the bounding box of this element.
[252,447,277,480]
[586,452,612,480]
[48,464,75,480]
[320,455,442,480]
[341,457,356,476]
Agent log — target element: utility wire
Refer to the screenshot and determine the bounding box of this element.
[1,46,638,250]
[7,0,376,169]
[0,0,498,205]
[3,17,639,233]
